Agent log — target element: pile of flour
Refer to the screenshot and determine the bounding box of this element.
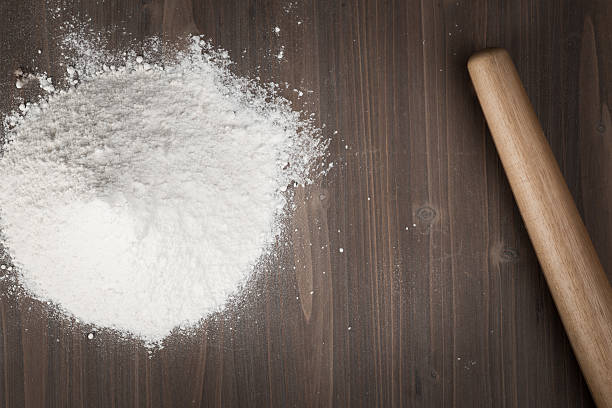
[0,35,326,344]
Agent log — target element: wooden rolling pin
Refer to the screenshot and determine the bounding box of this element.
[468,48,612,408]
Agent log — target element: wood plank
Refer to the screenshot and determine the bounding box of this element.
[0,0,609,406]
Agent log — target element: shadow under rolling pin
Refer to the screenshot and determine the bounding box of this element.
[468,48,612,408]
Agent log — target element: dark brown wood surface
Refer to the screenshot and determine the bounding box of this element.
[0,0,611,406]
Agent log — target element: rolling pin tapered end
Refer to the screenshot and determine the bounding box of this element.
[467,48,510,73]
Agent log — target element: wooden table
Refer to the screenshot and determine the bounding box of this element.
[0,0,610,406]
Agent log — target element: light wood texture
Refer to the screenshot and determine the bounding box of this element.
[468,48,612,408]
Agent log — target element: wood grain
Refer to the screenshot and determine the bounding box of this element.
[0,0,611,407]
[468,48,612,408]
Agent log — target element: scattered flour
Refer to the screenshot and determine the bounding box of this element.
[0,32,327,344]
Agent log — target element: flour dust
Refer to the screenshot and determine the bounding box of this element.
[0,27,327,345]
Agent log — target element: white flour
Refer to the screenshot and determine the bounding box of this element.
[0,34,326,344]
